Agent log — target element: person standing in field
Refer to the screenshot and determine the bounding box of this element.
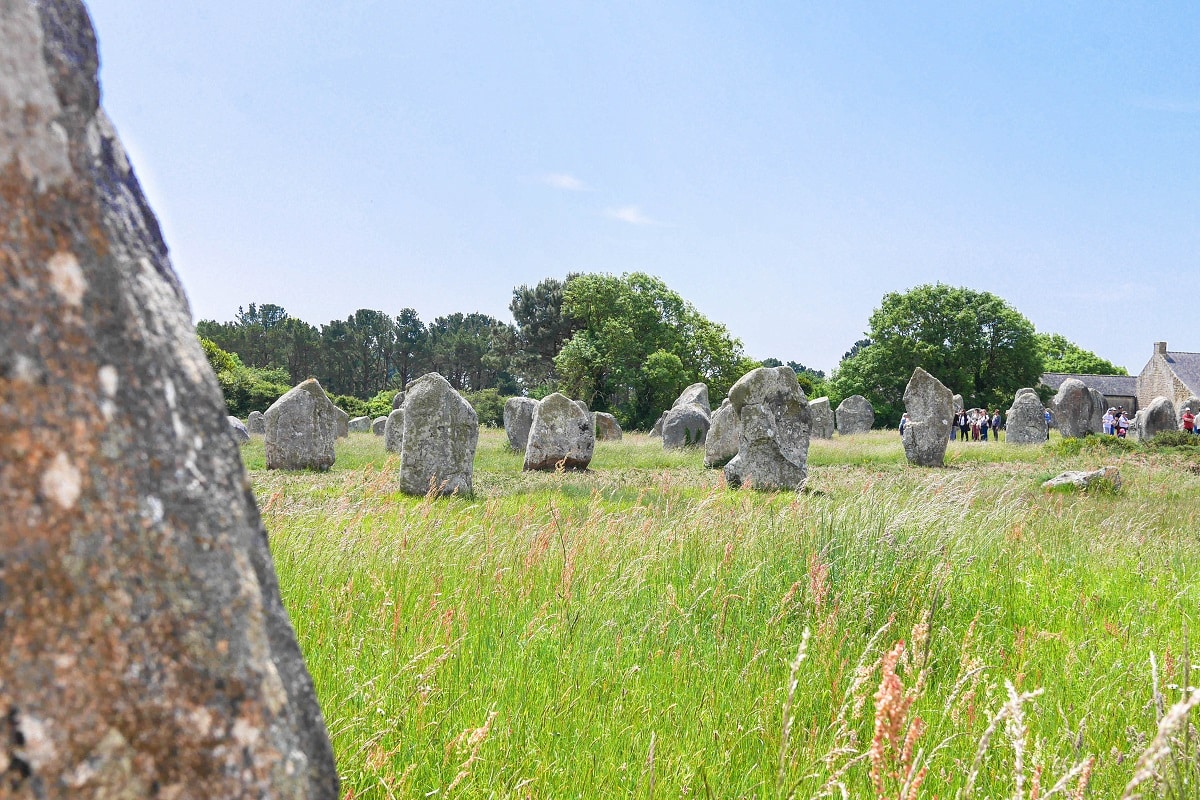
[1103,407,1115,436]
[1044,408,1052,440]
[1117,411,1130,438]
[980,412,990,441]
[899,412,909,436]
[991,410,1002,441]
[958,410,969,442]
[1183,407,1195,435]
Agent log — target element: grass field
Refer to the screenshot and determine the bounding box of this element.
[248,429,1200,798]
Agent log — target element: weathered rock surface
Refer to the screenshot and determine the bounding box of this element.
[901,368,954,467]
[1133,396,1177,441]
[524,393,595,471]
[247,409,266,434]
[265,379,339,471]
[952,394,964,413]
[673,383,710,412]
[650,411,667,437]
[724,367,811,490]
[1042,466,1121,491]
[392,390,406,410]
[1006,390,1048,444]
[662,405,710,448]
[1087,388,1107,437]
[503,396,538,450]
[809,397,834,439]
[371,416,387,436]
[228,415,250,443]
[1051,378,1095,438]
[348,415,372,433]
[333,404,349,438]
[0,4,338,795]
[574,399,590,415]
[384,408,404,453]
[704,398,739,468]
[835,395,874,435]
[399,373,478,495]
[594,411,622,440]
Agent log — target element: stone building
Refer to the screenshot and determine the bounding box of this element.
[1136,342,1200,410]
[1040,373,1138,413]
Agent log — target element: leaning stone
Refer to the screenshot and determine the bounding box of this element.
[835,395,874,435]
[574,399,590,415]
[809,397,834,439]
[524,393,595,471]
[1006,390,1048,444]
[662,405,710,449]
[392,390,406,410]
[594,412,623,441]
[724,367,811,491]
[1133,396,1177,441]
[704,399,739,468]
[673,383,710,414]
[503,396,538,450]
[246,409,266,434]
[1042,466,1121,490]
[384,408,404,453]
[952,394,964,413]
[348,415,372,433]
[901,368,954,467]
[398,373,478,495]
[1051,378,1095,438]
[228,416,250,444]
[0,4,338,793]
[650,411,667,437]
[265,379,339,471]
[372,416,387,436]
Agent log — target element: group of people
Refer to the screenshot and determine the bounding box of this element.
[897,408,1004,441]
[1101,407,1133,438]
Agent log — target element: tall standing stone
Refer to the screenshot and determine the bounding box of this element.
[1051,378,1096,438]
[1087,388,1107,437]
[264,379,338,471]
[503,396,538,451]
[524,392,595,471]
[704,398,739,468]
[901,368,954,467]
[333,404,349,438]
[1006,389,1048,444]
[384,407,404,453]
[399,373,478,495]
[247,409,266,434]
[835,395,875,435]
[1133,396,1177,441]
[673,383,710,411]
[953,394,964,413]
[724,367,812,491]
[809,397,834,439]
[0,3,337,795]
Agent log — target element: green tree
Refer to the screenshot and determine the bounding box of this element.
[831,284,1041,426]
[1036,333,1127,375]
[509,274,583,389]
[555,273,755,428]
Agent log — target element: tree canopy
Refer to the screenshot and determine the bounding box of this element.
[831,284,1042,425]
[1036,333,1127,375]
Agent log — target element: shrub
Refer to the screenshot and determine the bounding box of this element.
[463,388,508,427]
[1148,430,1200,449]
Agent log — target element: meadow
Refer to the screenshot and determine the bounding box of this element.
[246,429,1200,799]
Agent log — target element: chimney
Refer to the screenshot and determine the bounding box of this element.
[1155,341,1168,356]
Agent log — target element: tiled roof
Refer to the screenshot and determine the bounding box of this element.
[1040,373,1138,397]
[1165,351,1200,396]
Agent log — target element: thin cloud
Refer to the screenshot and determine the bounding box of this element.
[541,173,589,191]
[605,205,662,226]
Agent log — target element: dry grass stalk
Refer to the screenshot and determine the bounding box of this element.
[869,640,927,799]
[445,710,498,794]
[1120,686,1200,799]
[778,629,812,791]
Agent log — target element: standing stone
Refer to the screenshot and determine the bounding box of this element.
[574,399,590,415]
[0,4,338,795]
[704,398,739,468]
[228,415,250,444]
[1133,396,1177,441]
[333,405,349,438]
[835,395,875,435]
[673,383,710,412]
[809,397,834,439]
[1051,378,1096,438]
[384,407,404,453]
[246,409,266,434]
[264,379,339,471]
[901,368,954,467]
[348,415,372,433]
[594,411,623,440]
[662,405,710,448]
[524,393,595,471]
[399,373,478,495]
[503,396,538,451]
[724,367,812,491]
[1006,389,1048,444]
[953,394,964,413]
[371,416,387,436]
[392,390,406,410]
[650,411,667,437]
[1087,388,1106,437]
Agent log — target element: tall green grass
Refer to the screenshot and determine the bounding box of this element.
[251,430,1200,798]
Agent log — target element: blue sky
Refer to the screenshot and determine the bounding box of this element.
[86,2,1199,374]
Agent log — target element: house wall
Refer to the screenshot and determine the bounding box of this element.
[1137,355,1193,408]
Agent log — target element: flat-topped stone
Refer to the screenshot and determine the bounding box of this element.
[265,379,339,471]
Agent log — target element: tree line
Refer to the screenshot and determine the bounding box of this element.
[200,276,1125,429]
